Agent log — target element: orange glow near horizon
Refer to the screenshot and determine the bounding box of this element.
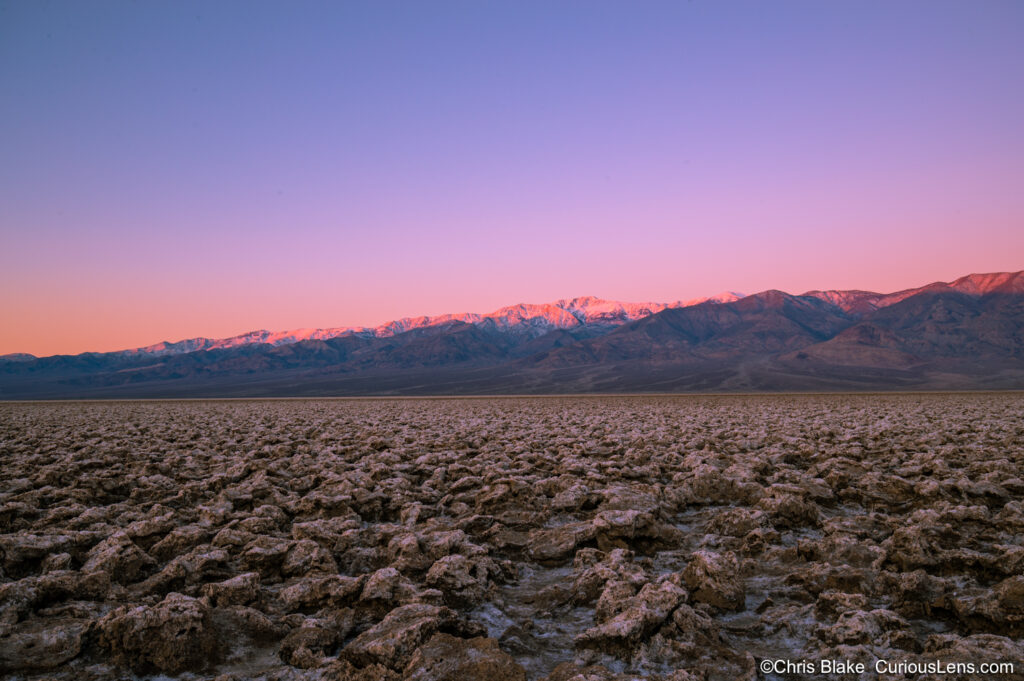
[5,257,1023,357]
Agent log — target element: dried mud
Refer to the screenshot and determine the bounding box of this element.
[1,394,1022,681]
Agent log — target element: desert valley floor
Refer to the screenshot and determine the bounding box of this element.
[1,395,1023,680]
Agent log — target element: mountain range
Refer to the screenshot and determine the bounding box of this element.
[2,271,1022,398]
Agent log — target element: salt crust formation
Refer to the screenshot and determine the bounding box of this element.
[1,394,1022,680]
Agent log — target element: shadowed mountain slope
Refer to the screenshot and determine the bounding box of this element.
[2,271,1022,397]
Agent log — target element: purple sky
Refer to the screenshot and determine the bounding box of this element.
[2,1,1023,356]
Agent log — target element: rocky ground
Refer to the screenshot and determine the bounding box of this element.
[1,395,1022,681]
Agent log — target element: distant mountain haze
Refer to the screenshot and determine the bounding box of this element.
[3,293,747,360]
[2,271,1021,397]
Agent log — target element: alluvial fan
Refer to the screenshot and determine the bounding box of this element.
[0,395,1022,680]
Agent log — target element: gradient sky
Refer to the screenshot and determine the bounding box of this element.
[2,1,1023,356]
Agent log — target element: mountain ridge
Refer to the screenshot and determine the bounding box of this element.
[1,270,1021,398]
[7,292,747,361]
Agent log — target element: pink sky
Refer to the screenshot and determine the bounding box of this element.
[2,2,1022,356]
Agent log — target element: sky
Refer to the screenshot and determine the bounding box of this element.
[2,1,1023,356]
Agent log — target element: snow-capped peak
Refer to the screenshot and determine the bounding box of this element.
[108,291,748,359]
[802,271,1024,314]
